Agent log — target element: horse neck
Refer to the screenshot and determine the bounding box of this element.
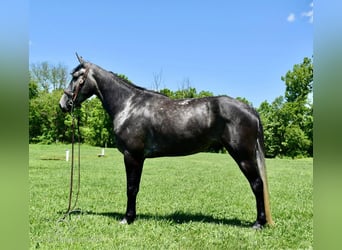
[92,68,135,118]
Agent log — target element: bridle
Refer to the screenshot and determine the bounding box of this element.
[59,64,104,221]
[58,102,82,223]
[64,67,90,104]
[64,66,104,106]
[59,69,88,221]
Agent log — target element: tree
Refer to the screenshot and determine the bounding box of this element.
[116,73,133,84]
[29,89,68,143]
[29,62,74,144]
[159,85,214,100]
[29,63,71,143]
[80,98,116,147]
[152,69,163,91]
[159,88,174,98]
[29,76,39,99]
[258,57,313,158]
[258,97,285,157]
[282,57,313,103]
[236,97,253,106]
[30,62,69,92]
[282,57,313,157]
[51,63,69,90]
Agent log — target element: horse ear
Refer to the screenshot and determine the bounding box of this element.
[75,52,85,64]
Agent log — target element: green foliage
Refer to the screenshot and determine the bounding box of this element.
[283,124,311,158]
[116,73,133,84]
[282,57,313,103]
[159,87,213,99]
[29,68,68,142]
[236,96,253,106]
[29,89,69,144]
[80,98,115,147]
[258,98,313,158]
[258,57,313,158]
[258,98,283,157]
[29,77,39,99]
[29,144,313,249]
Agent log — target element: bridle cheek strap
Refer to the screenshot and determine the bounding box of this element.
[65,67,90,103]
[72,81,83,102]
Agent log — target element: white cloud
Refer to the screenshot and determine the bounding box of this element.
[287,13,296,23]
[302,10,313,23]
[302,1,314,23]
[287,2,313,24]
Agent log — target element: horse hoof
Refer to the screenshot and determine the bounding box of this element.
[119,217,135,225]
[252,221,264,229]
[119,218,128,225]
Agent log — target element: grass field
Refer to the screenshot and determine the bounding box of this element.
[29,144,313,249]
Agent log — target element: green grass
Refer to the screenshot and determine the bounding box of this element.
[29,144,313,249]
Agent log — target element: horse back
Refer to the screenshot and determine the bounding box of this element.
[114,94,258,157]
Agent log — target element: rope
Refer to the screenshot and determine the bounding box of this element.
[58,106,81,222]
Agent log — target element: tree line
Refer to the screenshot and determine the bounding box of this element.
[29,58,313,158]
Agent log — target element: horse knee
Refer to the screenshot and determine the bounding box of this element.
[127,185,139,197]
[239,161,261,188]
[251,177,263,194]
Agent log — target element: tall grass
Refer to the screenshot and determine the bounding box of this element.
[29,144,313,249]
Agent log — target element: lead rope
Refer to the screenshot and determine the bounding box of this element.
[58,106,81,222]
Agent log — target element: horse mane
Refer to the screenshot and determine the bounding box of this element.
[110,71,167,97]
[77,61,167,97]
[71,64,84,75]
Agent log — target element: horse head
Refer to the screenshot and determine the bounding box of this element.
[59,53,98,112]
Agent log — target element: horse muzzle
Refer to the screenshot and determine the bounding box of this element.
[59,94,73,112]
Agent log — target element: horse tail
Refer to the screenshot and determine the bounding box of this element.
[255,118,274,226]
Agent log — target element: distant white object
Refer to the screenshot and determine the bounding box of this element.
[66,149,70,161]
[98,148,105,157]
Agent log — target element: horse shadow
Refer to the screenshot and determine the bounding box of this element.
[73,210,252,228]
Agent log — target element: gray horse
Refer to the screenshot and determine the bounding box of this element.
[59,54,273,228]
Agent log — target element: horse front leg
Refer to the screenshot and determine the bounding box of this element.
[120,151,145,224]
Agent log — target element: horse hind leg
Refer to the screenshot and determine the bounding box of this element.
[239,158,267,228]
[225,144,267,228]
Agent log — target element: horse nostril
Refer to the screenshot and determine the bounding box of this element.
[59,103,68,113]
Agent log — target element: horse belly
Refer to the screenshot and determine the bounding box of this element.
[145,117,220,157]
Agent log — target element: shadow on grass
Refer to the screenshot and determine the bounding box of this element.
[75,210,252,228]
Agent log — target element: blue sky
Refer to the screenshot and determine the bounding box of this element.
[30,1,313,107]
